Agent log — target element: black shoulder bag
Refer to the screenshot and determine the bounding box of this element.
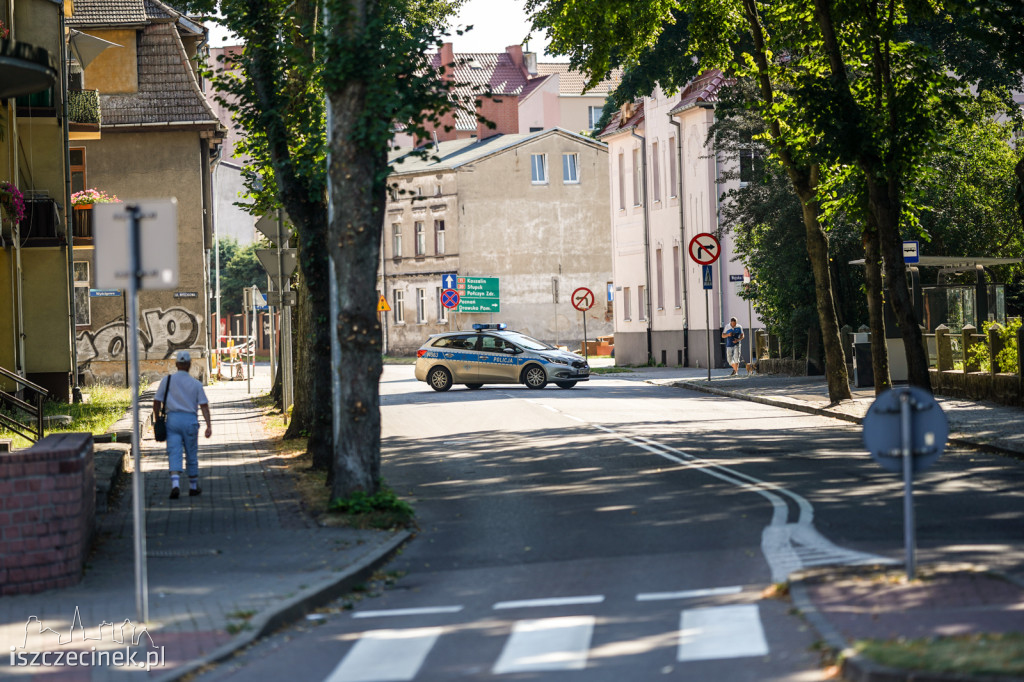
[154,375,171,442]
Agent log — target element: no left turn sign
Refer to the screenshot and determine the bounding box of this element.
[688,233,721,265]
[571,287,595,311]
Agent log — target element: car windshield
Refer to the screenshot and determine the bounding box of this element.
[503,332,555,351]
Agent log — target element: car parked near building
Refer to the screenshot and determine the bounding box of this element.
[414,324,590,391]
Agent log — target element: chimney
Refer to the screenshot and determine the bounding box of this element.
[440,42,455,81]
[524,52,538,76]
[505,44,527,78]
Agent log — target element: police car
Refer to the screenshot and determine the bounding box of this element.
[414,324,590,392]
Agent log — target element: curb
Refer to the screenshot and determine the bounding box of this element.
[665,379,1024,460]
[152,530,412,682]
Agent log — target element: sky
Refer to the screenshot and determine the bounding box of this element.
[205,0,566,60]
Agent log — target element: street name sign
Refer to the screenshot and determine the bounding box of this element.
[456,276,499,313]
[688,232,721,265]
[728,274,744,282]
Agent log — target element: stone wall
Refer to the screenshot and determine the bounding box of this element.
[0,433,95,595]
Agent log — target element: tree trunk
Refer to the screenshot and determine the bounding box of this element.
[864,174,931,390]
[327,84,383,499]
[794,180,853,403]
[862,217,891,393]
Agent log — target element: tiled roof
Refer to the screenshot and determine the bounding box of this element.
[669,69,728,113]
[535,63,623,96]
[68,0,148,26]
[596,100,644,139]
[431,50,539,131]
[518,74,552,100]
[144,0,177,21]
[100,21,220,128]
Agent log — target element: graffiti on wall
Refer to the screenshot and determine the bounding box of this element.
[76,306,202,364]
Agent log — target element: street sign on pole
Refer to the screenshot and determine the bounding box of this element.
[377,294,392,312]
[93,199,180,626]
[903,240,920,264]
[441,273,458,290]
[456,276,499,313]
[255,213,293,246]
[863,387,948,579]
[440,289,460,309]
[702,266,713,290]
[256,248,298,279]
[688,232,721,265]
[571,287,595,311]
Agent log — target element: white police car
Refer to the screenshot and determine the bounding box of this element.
[414,324,590,391]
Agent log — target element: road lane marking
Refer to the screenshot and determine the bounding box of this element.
[677,604,768,662]
[494,595,605,610]
[636,586,743,602]
[492,616,595,673]
[324,627,442,682]
[353,606,463,619]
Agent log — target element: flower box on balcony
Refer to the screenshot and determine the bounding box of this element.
[72,203,92,238]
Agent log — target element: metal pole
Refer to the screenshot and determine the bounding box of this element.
[900,391,916,580]
[123,294,129,388]
[748,294,753,366]
[705,287,712,382]
[582,308,588,360]
[126,205,148,623]
[268,276,276,388]
[246,288,251,395]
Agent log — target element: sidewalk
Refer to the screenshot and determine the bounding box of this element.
[632,365,1024,682]
[0,366,408,681]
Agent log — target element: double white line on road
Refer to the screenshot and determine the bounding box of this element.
[514,394,892,582]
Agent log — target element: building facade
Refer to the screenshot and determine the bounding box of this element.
[599,74,761,367]
[381,129,612,355]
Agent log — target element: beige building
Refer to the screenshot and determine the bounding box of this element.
[381,129,612,355]
[68,0,224,384]
[1,0,74,401]
[598,73,761,367]
[535,64,622,135]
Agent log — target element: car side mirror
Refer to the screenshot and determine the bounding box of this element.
[503,347,519,354]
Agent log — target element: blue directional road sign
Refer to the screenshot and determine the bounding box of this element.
[441,273,458,290]
[702,265,713,290]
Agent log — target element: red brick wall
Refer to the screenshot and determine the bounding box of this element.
[476,96,519,139]
[0,433,95,595]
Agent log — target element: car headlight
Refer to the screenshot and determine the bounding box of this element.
[547,357,569,365]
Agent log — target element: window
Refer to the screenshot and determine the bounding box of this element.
[562,154,579,184]
[632,148,642,206]
[668,136,677,197]
[638,285,647,320]
[391,223,402,258]
[587,106,602,130]
[673,246,682,308]
[416,288,426,323]
[623,286,631,320]
[740,148,756,184]
[530,154,548,184]
[73,261,90,326]
[70,147,86,194]
[529,126,543,132]
[437,287,448,323]
[435,184,442,196]
[606,282,614,314]
[393,290,405,323]
[652,142,661,203]
[414,221,426,256]
[434,220,445,255]
[618,152,626,209]
[656,249,664,310]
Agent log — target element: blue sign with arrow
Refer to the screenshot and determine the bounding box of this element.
[702,265,713,290]
[441,273,457,290]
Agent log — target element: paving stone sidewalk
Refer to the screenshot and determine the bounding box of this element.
[0,366,407,681]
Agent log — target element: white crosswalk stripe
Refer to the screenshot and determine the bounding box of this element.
[492,615,595,674]
[677,604,768,662]
[323,627,442,682]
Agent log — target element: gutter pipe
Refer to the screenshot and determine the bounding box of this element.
[669,117,689,366]
[630,128,653,363]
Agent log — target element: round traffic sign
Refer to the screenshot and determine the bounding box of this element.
[863,387,948,475]
[688,233,721,265]
[441,288,460,309]
[571,287,595,311]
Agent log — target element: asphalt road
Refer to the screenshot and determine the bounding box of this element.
[197,366,1024,682]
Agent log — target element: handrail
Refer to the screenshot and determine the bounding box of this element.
[0,365,46,444]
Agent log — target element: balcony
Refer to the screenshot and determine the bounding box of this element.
[68,89,101,139]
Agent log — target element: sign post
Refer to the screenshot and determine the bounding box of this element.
[689,233,721,382]
[94,199,179,625]
[255,212,296,421]
[863,387,948,579]
[571,287,595,356]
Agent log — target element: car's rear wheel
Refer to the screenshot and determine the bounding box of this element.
[555,381,577,389]
[428,366,453,392]
[523,365,548,389]
[465,383,483,390]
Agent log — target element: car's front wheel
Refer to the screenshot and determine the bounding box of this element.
[465,383,483,390]
[428,366,453,392]
[555,381,577,389]
[523,365,548,389]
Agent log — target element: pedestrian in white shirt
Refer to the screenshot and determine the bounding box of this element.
[153,350,212,499]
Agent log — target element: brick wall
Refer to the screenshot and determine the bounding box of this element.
[0,433,95,595]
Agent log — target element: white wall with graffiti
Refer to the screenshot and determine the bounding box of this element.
[76,305,205,385]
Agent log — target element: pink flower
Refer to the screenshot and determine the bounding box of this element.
[0,182,26,225]
[71,189,121,205]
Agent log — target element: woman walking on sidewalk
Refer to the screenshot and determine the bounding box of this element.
[153,350,212,499]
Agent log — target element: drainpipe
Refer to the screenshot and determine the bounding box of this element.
[670,117,689,366]
[704,104,725,366]
[630,128,653,363]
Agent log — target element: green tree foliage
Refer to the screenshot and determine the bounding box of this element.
[210,238,268,317]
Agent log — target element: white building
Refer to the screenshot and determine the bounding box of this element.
[597,72,760,367]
